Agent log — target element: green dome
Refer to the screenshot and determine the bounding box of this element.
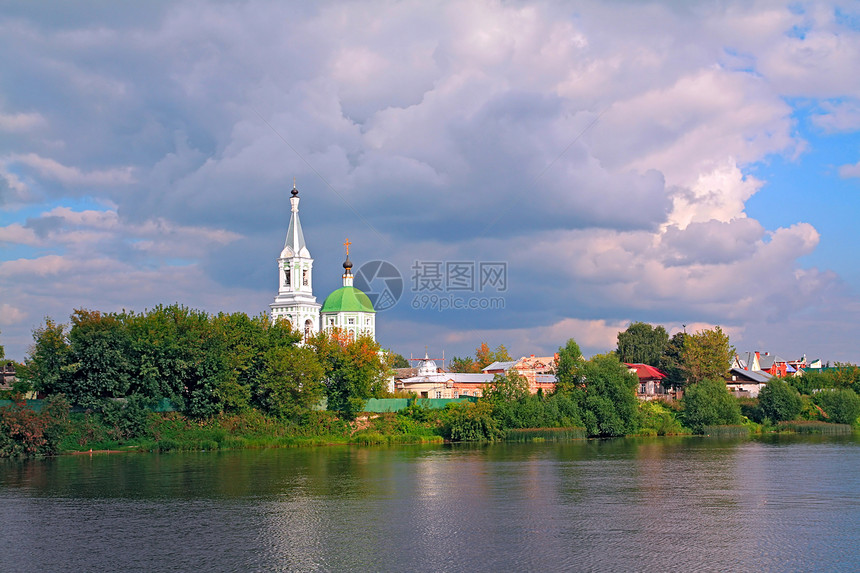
[321,286,376,313]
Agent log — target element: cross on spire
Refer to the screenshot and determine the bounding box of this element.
[343,238,351,256]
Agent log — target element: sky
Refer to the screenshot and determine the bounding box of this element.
[2,0,860,364]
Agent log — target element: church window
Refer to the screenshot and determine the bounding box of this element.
[284,267,291,287]
[348,329,355,341]
[348,317,355,325]
[304,319,313,340]
[303,269,309,286]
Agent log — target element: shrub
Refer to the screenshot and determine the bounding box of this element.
[681,379,742,434]
[0,395,70,457]
[758,379,802,422]
[442,402,502,442]
[813,389,860,425]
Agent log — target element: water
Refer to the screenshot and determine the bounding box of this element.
[1,435,859,572]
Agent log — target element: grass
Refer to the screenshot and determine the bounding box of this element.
[504,427,587,442]
[776,421,855,435]
[701,425,752,438]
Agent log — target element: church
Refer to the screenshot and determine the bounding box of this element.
[270,183,376,342]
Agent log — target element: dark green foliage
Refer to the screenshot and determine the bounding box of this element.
[449,355,480,373]
[554,338,584,393]
[311,332,388,420]
[813,389,860,425]
[389,353,410,369]
[577,353,639,437]
[681,378,742,433]
[257,345,325,419]
[659,332,687,388]
[615,322,668,366]
[20,318,71,396]
[789,365,860,395]
[442,402,502,441]
[758,379,802,422]
[99,395,155,441]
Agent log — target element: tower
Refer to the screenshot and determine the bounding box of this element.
[320,239,376,341]
[270,182,321,339]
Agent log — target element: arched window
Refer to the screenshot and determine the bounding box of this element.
[284,267,291,287]
[303,269,309,286]
[304,319,313,340]
[348,329,355,342]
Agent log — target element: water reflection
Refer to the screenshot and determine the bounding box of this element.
[1,436,859,572]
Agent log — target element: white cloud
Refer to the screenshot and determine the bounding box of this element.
[7,153,136,186]
[839,161,860,179]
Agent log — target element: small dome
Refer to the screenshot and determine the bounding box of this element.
[291,185,299,197]
[418,357,438,376]
[343,255,353,270]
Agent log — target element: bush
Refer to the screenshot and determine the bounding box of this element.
[442,402,502,442]
[0,395,70,457]
[636,400,685,435]
[813,389,860,425]
[681,379,742,434]
[758,379,802,422]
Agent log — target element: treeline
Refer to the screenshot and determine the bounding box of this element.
[16,305,389,419]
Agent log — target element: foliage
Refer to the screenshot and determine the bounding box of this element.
[577,353,639,437]
[658,332,687,388]
[389,352,410,369]
[681,378,742,433]
[615,322,668,366]
[449,355,480,373]
[20,318,71,396]
[682,327,734,385]
[99,395,155,441]
[758,379,802,422]
[790,365,860,395]
[257,345,325,419]
[554,338,584,393]
[442,401,502,442]
[636,400,686,435]
[474,342,512,369]
[813,389,860,425]
[311,331,387,420]
[483,371,530,403]
[0,395,70,457]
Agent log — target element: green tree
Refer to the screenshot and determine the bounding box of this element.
[554,338,584,393]
[258,345,325,418]
[813,389,860,425]
[312,331,387,419]
[615,322,668,366]
[449,355,480,373]
[389,353,410,369]
[682,327,734,385]
[577,353,639,437]
[658,332,687,388]
[21,318,72,397]
[483,371,530,403]
[681,378,742,433]
[758,379,802,422]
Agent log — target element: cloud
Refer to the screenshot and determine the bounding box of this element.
[839,161,860,179]
[0,111,46,132]
[7,154,136,186]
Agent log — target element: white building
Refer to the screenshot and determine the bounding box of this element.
[271,183,375,341]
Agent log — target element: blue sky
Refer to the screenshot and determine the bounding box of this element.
[2,1,860,364]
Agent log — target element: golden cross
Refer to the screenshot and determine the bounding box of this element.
[343,238,351,256]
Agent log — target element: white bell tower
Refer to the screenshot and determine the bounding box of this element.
[270,182,321,339]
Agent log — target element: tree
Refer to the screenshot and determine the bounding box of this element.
[258,346,325,418]
[681,378,742,433]
[311,331,387,419]
[682,327,734,385]
[483,371,529,403]
[449,355,480,373]
[577,353,639,437]
[475,343,512,369]
[389,353,409,369]
[813,389,860,425]
[658,332,687,388]
[615,322,668,366]
[554,338,584,393]
[758,379,802,422]
[21,318,72,397]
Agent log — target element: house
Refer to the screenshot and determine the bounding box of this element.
[395,354,495,398]
[626,363,677,400]
[481,354,559,394]
[734,351,805,378]
[726,367,772,397]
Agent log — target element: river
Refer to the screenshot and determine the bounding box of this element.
[1,435,859,572]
